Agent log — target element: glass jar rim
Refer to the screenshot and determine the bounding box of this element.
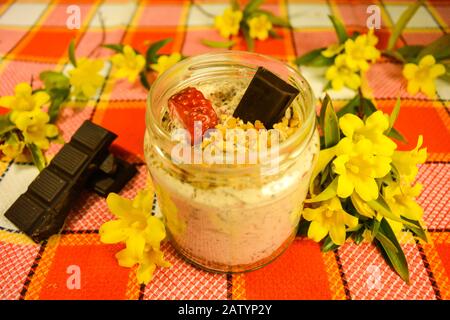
[146,50,316,174]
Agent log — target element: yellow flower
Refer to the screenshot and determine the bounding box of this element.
[403,55,445,98]
[325,54,361,91]
[392,135,427,182]
[303,197,358,245]
[339,110,397,156]
[247,14,272,41]
[0,83,50,122]
[116,247,170,284]
[214,7,243,38]
[351,193,375,218]
[68,58,104,98]
[14,109,59,150]
[333,138,392,201]
[0,134,25,159]
[100,188,170,284]
[384,182,424,221]
[111,45,146,83]
[322,44,344,58]
[150,53,181,75]
[343,29,380,71]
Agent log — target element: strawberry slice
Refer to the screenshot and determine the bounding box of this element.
[168,87,218,142]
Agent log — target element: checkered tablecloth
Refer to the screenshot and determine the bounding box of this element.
[0,0,449,300]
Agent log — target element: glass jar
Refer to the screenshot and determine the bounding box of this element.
[144,51,319,273]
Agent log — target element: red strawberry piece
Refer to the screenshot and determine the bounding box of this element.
[168,87,218,142]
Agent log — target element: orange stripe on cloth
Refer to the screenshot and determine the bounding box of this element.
[243,239,333,300]
[421,232,450,300]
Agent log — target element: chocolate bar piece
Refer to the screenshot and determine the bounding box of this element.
[4,121,136,243]
[233,67,299,128]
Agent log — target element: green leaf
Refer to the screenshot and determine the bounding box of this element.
[305,177,338,203]
[47,87,70,123]
[397,45,424,62]
[376,231,399,254]
[336,94,360,118]
[372,219,381,238]
[102,44,124,53]
[383,50,406,63]
[387,0,424,51]
[361,97,377,116]
[201,39,235,49]
[309,145,337,195]
[27,143,46,171]
[295,48,323,66]
[375,218,410,283]
[244,0,264,14]
[68,39,77,67]
[230,0,240,11]
[440,64,450,82]
[40,71,70,90]
[297,219,310,237]
[387,97,401,132]
[367,195,403,223]
[254,9,291,27]
[268,29,281,39]
[322,94,340,148]
[417,34,450,62]
[295,48,334,67]
[386,127,408,144]
[146,38,172,65]
[0,114,14,136]
[242,25,254,52]
[321,235,340,252]
[353,227,366,245]
[139,71,150,90]
[328,15,348,44]
[401,216,428,243]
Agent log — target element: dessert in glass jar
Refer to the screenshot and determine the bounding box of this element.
[144,51,319,272]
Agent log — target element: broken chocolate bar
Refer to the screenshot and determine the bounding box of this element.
[4,121,137,243]
[233,67,299,128]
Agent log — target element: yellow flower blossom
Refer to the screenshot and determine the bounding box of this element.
[403,55,445,98]
[100,188,170,284]
[384,182,424,221]
[333,138,392,201]
[150,53,181,75]
[339,110,397,156]
[325,54,361,91]
[214,7,243,38]
[0,134,25,159]
[343,29,380,71]
[0,83,50,122]
[248,14,272,41]
[322,44,344,58]
[111,45,146,83]
[303,197,358,245]
[392,135,427,182]
[351,193,375,218]
[14,109,59,150]
[68,58,104,98]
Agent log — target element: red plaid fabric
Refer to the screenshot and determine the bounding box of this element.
[0,0,449,300]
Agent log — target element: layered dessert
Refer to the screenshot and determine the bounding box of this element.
[145,63,319,272]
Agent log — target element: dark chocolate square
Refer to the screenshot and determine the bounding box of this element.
[51,144,89,176]
[29,169,67,204]
[4,194,45,233]
[71,121,110,151]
